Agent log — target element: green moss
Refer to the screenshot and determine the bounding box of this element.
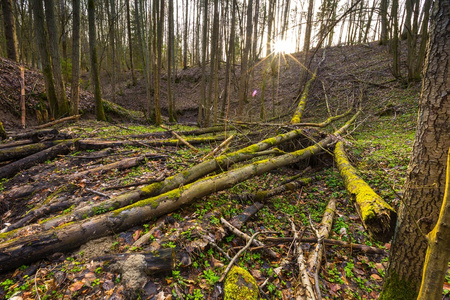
[141,181,165,197]
[379,272,418,300]
[224,266,258,300]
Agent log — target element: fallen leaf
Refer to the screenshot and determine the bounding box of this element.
[69,281,84,292]
[133,229,142,241]
[371,273,382,281]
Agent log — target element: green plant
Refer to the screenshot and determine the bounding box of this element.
[92,278,100,287]
[202,269,220,285]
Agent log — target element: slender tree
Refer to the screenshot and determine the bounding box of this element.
[125,1,137,85]
[380,0,450,298]
[379,0,388,45]
[87,0,106,121]
[221,0,236,119]
[198,0,208,126]
[1,0,18,62]
[237,0,253,117]
[71,0,80,116]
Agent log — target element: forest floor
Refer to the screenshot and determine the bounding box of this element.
[1,41,449,300]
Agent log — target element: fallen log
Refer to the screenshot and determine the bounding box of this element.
[231,178,312,203]
[0,140,77,179]
[334,141,397,242]
[8,129,59,141]
[33,115,80,129]
[76,136,226,150]
[263,237,387,255]
[0,139,34,150]
[95,248,175,274]
[230,202,264,229]
[129,125,232,139]
[38,129,304,228]
[0,140,65,163]
[0,113,359,272]
[69,154,166,180]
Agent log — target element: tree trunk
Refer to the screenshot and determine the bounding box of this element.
[380,0,450,298]
[1,0,18,62]
[154,0,163,125]
[237,0,253,117]
[379,0,388,45]
[71,0,80,116]
[31,0,58,119]
[0,119,7,140]
[417,147,450,300]
[87,0,106,121]
[391,0,400,78]
[198,0,208,126]
[221,0,236,119]
[205,0,219,127]
[0,115,359,272]
[125,0,136,86]
[44,0,70,117]
[107,0,116,103]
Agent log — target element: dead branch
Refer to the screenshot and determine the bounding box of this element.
[161,125,199,152]
[220,217,277,259]
[33,115,80,129]
[202,135,234,160]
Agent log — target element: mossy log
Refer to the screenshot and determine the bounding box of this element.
[334,141,397,242]
[69,154,166,180]
[129,126,232,139]
[0,140,34,150]
[232,178,312,203]
[76,136,226,150]
[291,73,317,124]
[224,266,259,300]
[0,114,360,272]
[39,128,306,229]
[0,140,77,179]
[8,128,59,141]
[0,140,65,163]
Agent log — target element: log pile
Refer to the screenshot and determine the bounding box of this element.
[0,104,397,299]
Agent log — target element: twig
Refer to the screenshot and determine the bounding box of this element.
[202,135,235,160]
[104,175,165,191]
[220,217,278,258]
[308,215,323,300]
[202,236,231,260]
[161,125,199,153]
[219,232,261,282]
[85,188,110,198]
[34,268,42,300]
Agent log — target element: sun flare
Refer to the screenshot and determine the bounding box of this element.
[272,39,295,54]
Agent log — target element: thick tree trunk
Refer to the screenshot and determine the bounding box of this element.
[0,115,359,271]
[417,147,450,300]
[381,0,450,298]
[1,0,18,62]
[44,0,70,117]
[31,0,58,119]
[334,141,397,242]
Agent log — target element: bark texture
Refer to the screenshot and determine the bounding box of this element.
[417,147,450,300]
[381,1,450,298]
